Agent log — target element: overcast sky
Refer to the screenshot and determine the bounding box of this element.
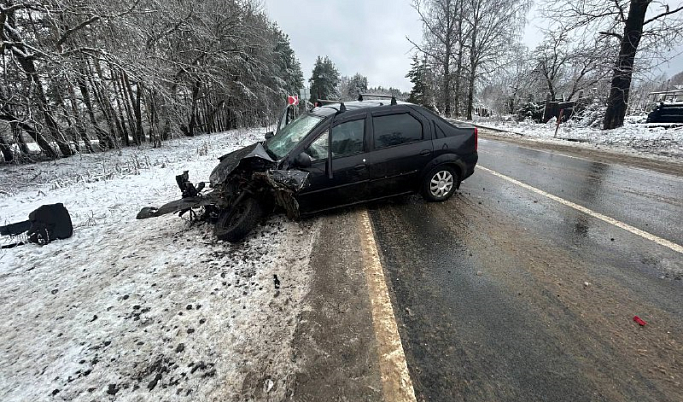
[262,0,683,93]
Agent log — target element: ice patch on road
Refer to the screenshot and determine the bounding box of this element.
[0,128,319,401]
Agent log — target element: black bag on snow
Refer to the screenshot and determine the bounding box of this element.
[27,203,73,245]
[0,203,73,246]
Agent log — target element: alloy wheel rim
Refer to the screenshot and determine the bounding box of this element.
[429,170,454,198]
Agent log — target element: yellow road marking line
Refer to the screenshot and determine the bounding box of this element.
[478,165,683,254]
[359,210,417,402]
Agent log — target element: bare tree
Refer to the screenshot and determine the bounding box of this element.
[479,44,541,115]
[544,0,683,129]
[409,0,464,116]
[532,28,614,102]
[462,0,530,119]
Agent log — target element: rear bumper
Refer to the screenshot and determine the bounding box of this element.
[461,152,478,180]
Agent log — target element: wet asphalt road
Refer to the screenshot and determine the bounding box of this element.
[368,138,683,402]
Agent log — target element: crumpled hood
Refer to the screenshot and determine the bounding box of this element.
[209,142,275,186]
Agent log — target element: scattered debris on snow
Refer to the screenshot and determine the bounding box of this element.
[0,128,320,401]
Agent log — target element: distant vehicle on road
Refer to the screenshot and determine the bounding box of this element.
[646,89,683,124]
[138,95,478,241]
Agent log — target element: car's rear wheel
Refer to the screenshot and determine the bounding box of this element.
[422,165,458,202]
[215,197,264,242]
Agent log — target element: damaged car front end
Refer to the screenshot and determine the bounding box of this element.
[137,108,319,242]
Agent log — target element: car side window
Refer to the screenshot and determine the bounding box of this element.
[304,130,329,162]
[331,119,364,158]
[372,113,422,149]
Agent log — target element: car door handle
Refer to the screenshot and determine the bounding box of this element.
[354,164,366,170]
[420,149,432,156]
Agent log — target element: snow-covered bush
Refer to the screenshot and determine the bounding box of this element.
[567,99,605,128]
[515,102,544,122]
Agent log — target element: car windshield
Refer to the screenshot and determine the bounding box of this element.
[265,114,323,159]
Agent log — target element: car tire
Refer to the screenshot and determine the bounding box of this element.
[215,197,265,242]
[422,165,459,202]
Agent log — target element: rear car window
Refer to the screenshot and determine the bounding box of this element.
[372,113,422,149]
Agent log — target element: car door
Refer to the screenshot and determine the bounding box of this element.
[365,108,433,196]
[295,115,370,213]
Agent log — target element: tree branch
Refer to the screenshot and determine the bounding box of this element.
[644,5,683,25]
[56,16,100,48]
[613,0,626,22]
[599,30,623,40]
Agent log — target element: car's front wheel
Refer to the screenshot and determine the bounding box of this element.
[422,165,459,202]
[215,197,265,242]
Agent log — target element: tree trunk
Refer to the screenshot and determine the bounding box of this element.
[0,135,13,162]
[453,0,464,117]
[121,70,141,144]
[545,74,556,101]
[108,64,130,146]
[466,2,480,121]
[67,81,93,153]
[186,80,201,137]
[91,60,121,148]
[603,0,649,130]
[14,55,73,157]
[466,31,477,120]
[147,90,162,147]
[54,84,81,152]
[443,56,451,117]
[78,60,112,150]
[454,49,463,117]
[134,83,144,142]
[13,122,31,156]
[3,8,72,158]
[0,113,57,158]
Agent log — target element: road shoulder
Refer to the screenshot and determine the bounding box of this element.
[289,210,383,401]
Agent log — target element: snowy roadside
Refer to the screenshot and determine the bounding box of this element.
[0,129,320,401]
[465,117,683,160]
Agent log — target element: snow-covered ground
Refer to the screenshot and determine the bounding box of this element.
[0,129,320,401]
[469,117,683,160]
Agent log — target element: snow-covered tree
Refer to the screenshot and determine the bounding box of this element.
[0,0,304,162]
[309,56,340,101]
[342,73,368,100]
[406,54,429,106]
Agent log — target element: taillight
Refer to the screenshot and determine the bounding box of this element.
[474,127,478,151]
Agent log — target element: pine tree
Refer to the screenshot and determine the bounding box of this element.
[272,27,304,97]
[309,56,340,101]
[406,55,427,105]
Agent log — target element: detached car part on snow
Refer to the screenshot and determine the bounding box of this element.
[137,96,478,242]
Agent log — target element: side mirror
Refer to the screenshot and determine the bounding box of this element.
[265,131,274,140]
[294,152,312,168]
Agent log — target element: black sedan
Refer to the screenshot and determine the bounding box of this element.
[138,97,478,241]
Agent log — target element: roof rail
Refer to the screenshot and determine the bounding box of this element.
[314,99,339,106]
[359,93,397,105]
[313,99,347,114]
